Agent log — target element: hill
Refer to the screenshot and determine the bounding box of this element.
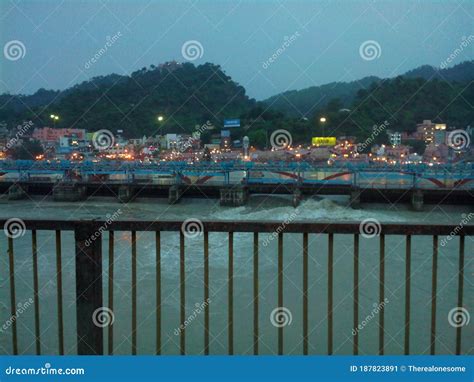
[263,61,474,118]
[0,63,255,136]
[315,76,474,143]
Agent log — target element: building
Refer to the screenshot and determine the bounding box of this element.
[423,143,449,164]
[415,120,446,144]
[385,145,410,159]
[33,127,86,145]
[158,134,178,150]
[58,136,90,154]
[389,132,402,146]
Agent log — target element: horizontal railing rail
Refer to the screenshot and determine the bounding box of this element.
[1,219,473,234]
[1,219,471,356]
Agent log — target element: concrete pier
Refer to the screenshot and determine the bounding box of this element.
[349,187,361,209]
[292,188,302,208]
[411,189,424,211]
[118,185,133,203]
[53,182,86,202]
[168,185,183,204]
[8,184,28,200]
[220,186,248,206]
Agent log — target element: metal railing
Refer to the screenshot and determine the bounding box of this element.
[1,219,471,355]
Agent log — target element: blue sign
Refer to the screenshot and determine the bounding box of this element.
[221,129,230,137]
[224,119,240,128]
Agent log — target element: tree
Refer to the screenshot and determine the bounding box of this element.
[10,139,44,160]
[248,129,267,149]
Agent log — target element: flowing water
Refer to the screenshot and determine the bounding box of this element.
[0,195,472,355]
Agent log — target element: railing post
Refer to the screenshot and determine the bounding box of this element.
[74,222,103,355]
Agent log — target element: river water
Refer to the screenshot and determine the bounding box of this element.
[0,195,472,355]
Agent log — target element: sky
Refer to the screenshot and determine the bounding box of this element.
[0,0,473,100]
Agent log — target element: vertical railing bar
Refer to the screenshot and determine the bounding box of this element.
[253,232,259,355]
[303,232,308,355]
[278,232,283,355]
[156,231,161,355]
[228,231,234,355]
[404,235,411,355]
[108,231,114,355]
[456,235,465,355]
[55,230,64,355]
[430,235,438,355]
[32,230,41,355]
[327,233,334,355]
[180,231,185,355]
[8,237,18,355]
[353,234,359,356]
[75,222,103,355]
[379,234,385,355]
[204,231,209,355]
[131,231,137,355]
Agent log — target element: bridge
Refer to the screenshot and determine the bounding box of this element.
[0,160,473,208]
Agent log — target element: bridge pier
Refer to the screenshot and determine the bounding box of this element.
[53,182,86,202]
[349,187,361,209]
[411,189,424,211]
[220,186,248,207]
[8,184,28,200]
[292,188,302,208]
[118,185,134,203]
[168,185,183,204]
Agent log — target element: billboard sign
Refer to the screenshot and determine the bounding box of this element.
[312,137,336,146]
[224,119,240,128]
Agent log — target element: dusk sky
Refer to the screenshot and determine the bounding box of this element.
[1,0,473,100]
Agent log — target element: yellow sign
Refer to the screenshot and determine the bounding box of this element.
[312,137,336,146]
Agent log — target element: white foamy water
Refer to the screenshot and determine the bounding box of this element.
[0,195,472,355]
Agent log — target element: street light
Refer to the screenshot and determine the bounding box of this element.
[50,114,59,128]
[157,115,164,122]
[319,116,327,136]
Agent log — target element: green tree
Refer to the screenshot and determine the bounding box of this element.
[10,139,44,160]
